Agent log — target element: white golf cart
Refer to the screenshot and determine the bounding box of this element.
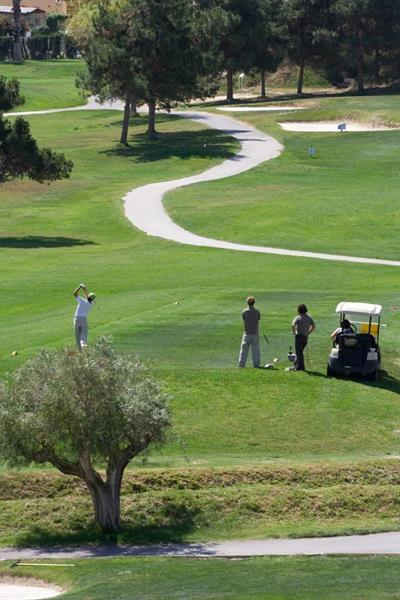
[327,302,382,381]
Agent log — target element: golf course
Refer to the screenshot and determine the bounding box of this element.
[1,60,400,598]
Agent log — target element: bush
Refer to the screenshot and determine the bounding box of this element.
[0,36,12,62]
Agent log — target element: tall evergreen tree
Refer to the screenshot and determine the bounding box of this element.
[333,0,375,92]
[71,0,224,140]
[218,0,263,102]
[252,0,285,98]
[284,0,333,94]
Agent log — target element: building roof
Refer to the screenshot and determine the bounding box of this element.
[0,5,45,13]
[0,0,67,14]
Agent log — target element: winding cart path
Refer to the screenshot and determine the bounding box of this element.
[6,98,400,267]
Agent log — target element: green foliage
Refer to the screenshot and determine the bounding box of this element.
[71,0,225,136]
[0,337,171,471]
[46,13,68,33]
[0,36,12,61]
[27,33,63,60]
[0,75,24,111]
[0,69,73,184]
[0,114,73,183]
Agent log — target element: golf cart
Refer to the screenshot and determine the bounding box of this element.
[327,302,382,381]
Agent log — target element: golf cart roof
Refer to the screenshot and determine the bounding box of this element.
[336,302,382,316]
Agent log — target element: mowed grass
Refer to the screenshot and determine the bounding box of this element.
[2,556,400,599]
[2,462,400,546]
[0,60,85,110]
[165,94,400,259]
[1,106,400,470]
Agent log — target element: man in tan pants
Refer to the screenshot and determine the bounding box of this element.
[238,296,261,368]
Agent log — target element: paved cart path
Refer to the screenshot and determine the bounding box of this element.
[1,532,400,560]
[6,99,400,267]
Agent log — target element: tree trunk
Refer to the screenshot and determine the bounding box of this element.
[260,69,266,99]
[147,98,157,139]
[120,93,132,146]
[85,464,126,533]
[130,95,138,117]
[12,0,23,63]
[297,56,305,95]
[373,46,380,81]
[226,69,234,103]
[356,31,365,93]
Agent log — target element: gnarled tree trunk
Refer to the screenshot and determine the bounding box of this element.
[81,457,128,533]
[86,475,123,532]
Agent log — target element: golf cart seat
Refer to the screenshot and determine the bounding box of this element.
[337,334,375,369]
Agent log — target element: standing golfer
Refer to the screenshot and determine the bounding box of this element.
[288,304,315,371]
[73,283,96,351]
[238,296,261,368]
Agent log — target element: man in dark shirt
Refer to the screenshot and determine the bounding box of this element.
[238,296,261,367]
[289,303,315,371]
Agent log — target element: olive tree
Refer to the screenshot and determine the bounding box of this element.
[0,338,171,532]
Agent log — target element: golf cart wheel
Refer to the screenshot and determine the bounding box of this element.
[366,368,378,382]
[326,365,335,377]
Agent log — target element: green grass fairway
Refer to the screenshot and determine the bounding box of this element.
[165,95,400,259]
[0,60,85,110]
[2,69,400,547]
[1,104,400,470]
[2,556,400,599]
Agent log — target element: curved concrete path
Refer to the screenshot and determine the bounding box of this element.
[1,532,400,560]
[6,99,400,267]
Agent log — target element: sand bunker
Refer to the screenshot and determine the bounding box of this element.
[0,579,62,600]
[278,120,395,132]
[217,106,306,112]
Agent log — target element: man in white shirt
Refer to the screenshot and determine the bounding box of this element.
[73,283,96,351]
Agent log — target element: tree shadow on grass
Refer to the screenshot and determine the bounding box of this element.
[15,503,200,548]
[108,113,182,129]
[0,236,96,249]
[100,128,237,164]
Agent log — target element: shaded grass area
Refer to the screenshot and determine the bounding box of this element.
[1,463,400,546]
[3,556,400,599]
[166,94,400,259]
[0,59,85,110]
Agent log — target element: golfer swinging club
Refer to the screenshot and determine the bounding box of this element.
[73,283,96,351]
